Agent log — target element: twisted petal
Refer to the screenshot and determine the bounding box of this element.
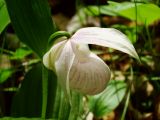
[43,40,67,71]
[71,27,139,60]
[55,41,75,97]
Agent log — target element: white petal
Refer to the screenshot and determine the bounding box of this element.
[69,52,111,95]
[71,27,139,60]
[55,41,75,97]
[43,40,67,71]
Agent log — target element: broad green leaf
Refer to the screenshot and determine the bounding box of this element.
[10,63,60,118]
[84,2,137,16]
[118,3,160,25]
[5,0,55,57]
[0,68,14,83]
[85,1,160,25]
[0,0,10,34]
[11,64,42,117]
[88,80,127,117]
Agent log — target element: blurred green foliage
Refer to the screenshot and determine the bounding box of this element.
[0,68,14,83]
[85,1,160,25]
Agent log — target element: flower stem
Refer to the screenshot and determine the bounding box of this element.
[41,65,48,119]
[48,31,71,46]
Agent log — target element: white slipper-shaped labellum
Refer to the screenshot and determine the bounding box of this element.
[43,27,139,95]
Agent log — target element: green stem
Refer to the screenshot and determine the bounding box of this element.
[0,31,7,55]
[134,0,138,42]
[76,0,84,26]
[48,31,71,46]
[0,48,14,55]
[120,90,130,120]
[41,65,48,118]
[121,67,133,120]
[156,0,160,5]
[146,26,152,50]
[97,0,103,27]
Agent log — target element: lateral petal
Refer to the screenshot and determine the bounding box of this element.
[71,27,139,60]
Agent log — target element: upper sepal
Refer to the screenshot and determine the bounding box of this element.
[71,27,139,61]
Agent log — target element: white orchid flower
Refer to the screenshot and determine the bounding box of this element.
[43,27,139,96]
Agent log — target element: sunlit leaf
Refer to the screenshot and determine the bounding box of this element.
[118,3,160,25]
[0,0,10,34]
[84,1,137,16]
[88,80,127,117]
[85,1,160,25]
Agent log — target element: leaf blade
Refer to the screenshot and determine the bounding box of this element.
[0,0,10,34]
[89,80,127,117]
[5,0,55,57]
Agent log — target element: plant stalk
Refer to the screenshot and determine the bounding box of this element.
[41,65,48,118]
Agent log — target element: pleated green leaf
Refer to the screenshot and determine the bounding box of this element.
[11,64,43,117]
[5,0,55,57]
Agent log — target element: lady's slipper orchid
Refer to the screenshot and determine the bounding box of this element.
[43,27,139,95]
